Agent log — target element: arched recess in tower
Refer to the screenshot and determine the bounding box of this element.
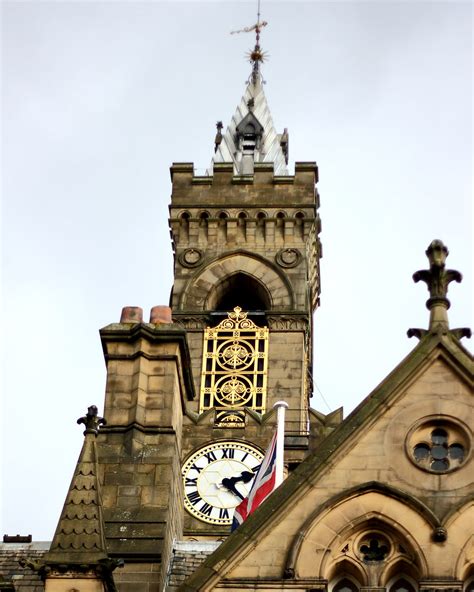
[208,272,271,312]
[177,252,295,311]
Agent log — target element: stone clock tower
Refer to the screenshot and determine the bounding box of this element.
[84,44,333,591]
[168,69,323,533]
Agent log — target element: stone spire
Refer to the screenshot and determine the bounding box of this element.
[212,18,288,175]
[22,406,121,591]
[408,240,471,340]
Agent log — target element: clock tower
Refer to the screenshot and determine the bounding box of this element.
[169,60,323,536]
[96,33,332,591]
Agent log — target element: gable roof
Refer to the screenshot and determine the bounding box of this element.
[179,332,473,591]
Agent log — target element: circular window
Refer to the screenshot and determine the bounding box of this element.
[406,418,470,473]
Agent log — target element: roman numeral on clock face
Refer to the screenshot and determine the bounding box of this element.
[221,447,235,459]
[219,508,230,519]
[187,490,202,506]
[200,502,213,516]
[204,451,217,462]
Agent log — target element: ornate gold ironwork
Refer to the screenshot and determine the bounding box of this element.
[200,307,268,417]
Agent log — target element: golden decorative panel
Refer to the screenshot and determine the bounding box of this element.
[200,307,268,420]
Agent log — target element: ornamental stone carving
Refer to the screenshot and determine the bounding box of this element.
[178,248,203,268]
[275,248,302,268]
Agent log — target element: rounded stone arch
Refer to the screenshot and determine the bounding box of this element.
[178,251,295,311]
[286,487,430,580]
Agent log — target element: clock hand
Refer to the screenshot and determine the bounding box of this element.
[221,477,245,500]
[221,471,255,500]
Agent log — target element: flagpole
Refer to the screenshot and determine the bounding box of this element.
[273,400,288,487]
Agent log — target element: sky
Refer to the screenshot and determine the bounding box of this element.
[1,1,472,540]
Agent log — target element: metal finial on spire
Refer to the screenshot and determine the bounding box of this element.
[407,240,471,340]
[231,0,268,83]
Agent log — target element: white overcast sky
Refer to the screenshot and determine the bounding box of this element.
[1,1,472,540]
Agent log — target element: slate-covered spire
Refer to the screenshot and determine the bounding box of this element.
[23,406,121,591]
[213,18,289,175]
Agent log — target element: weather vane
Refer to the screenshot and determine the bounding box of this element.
[231,0,268,83]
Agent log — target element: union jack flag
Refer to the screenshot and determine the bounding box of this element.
[231,430,278,531]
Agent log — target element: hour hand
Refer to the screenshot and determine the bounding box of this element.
[221,477,245,500]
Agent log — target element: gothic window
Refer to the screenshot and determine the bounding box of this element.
[407,419,470,473]
[200,307,269,424]
[387,577,417,592]
[328,527,421,587]
[331,577,360,592]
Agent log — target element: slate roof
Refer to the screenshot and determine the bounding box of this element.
[0,543,48,592]
[166,542,220,592]
[212,73,289,175]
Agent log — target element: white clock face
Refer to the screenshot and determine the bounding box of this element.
[182,441,264,525]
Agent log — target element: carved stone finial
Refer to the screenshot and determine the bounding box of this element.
[77,405,106,436]
[413,240,462,303]
[214,121,223,153]
[432,526,448,542]
[280,128,289,165]
[410,240,463,335]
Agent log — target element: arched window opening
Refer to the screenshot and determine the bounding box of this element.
[237,211,248,224]
[179,211,190,241]
[295,211,305,239]
[385,573,419,592]
[218,211,228,224]
[242,122,256,153]
[331,576,361,592]
[276,211,286,226]
[384,559,420,587]
[256,211,267,226]
[388,578,417,592]
[209,272,271,313]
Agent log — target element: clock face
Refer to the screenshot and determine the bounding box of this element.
[182,441,264,525]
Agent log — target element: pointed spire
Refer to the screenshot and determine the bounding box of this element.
[21,406,122,590]
[212,76,289,175]
[46,406,109,565]
[214,11,288,175]
[407,240,471,340]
